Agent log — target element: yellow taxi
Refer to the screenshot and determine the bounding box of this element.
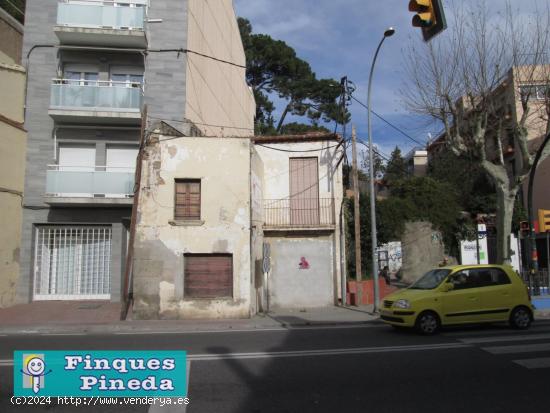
[380,265,534,334]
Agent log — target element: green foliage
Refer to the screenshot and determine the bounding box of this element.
[238,17,347,134]
[345,176,464,278]
[428,150,496,216]
[0,0,25,23]
[384,146,407,184]
[279,122,331,135]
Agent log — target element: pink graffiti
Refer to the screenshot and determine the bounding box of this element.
[299,257,310,270]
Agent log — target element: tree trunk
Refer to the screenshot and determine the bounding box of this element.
[276,103,291,133]
[495,186,517,265]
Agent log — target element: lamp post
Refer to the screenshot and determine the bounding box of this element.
[368,27,395,313]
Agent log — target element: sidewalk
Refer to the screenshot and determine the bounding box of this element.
[0,302,379,335]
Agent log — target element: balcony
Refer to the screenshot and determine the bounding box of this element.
[45,165,135,206]
[263,198,335,231]
[54,0,147,48]
[49,80,143,125]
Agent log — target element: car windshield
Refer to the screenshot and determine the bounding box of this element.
[409,269,451,290]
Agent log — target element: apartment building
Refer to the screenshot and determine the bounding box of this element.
[18,0,255,305]
[0,7,26,307]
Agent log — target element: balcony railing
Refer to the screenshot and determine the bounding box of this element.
[50,80,143,112]
[263,198,335,228]
[57,0,147,31]
[46,165,135,198]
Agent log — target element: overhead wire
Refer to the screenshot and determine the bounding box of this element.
[349,94,427,147]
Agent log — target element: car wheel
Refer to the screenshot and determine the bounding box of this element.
[509,306,532,330]
[415,311,440,335]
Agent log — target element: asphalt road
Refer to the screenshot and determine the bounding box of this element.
[1,320,550,412]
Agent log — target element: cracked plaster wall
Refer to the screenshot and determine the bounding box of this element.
[133,135,252,319]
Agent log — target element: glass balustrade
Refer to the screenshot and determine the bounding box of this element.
[50,82,142,111]
[57,1,146,30]
[46,168,135,198]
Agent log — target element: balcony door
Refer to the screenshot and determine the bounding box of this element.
[58,144,95,172]
[289,157,320,226]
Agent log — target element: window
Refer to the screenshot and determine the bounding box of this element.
[174,179,201,221]
[450,268,511,290]
[64,71,99,86]
[519,84,550,100]
[33,226,112,300]
[184,254,233,299]
[111,73,143,88]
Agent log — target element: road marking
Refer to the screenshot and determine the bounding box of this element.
[482,343,550,354]
[112,324,384,335]
[0,323,384,337]
[147,361,191,413]
[443,324,550,337]
[0,343,471,367]
[513,357,550,369]
[459,333,550,344]
[186,342,472,361]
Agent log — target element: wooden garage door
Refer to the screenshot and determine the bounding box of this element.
[184,254,233,298]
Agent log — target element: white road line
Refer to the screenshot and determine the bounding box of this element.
[186,342,472,361]
[44,333,86,336]
[513,357,550,369]
[112,324,384,335]
[443,324,550,337]
[482,343,550,354]
[459,333,550,344]
[0,343,472,367]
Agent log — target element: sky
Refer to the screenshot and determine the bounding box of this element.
[233,0,545,160]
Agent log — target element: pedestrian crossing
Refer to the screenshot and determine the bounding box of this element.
[443,321,550,370]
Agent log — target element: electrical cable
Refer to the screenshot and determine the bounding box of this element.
[349,94,427,147]
[147,115,255,132]
[146,48,246,69]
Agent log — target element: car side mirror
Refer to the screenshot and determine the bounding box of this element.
[441,282,454,292]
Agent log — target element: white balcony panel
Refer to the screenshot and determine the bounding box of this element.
[55,2,147,47]
[45,168,135,206]
[49,82,142,125]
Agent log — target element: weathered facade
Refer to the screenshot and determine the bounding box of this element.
[132,129,254,319]
[254,134,345,310]
[0,7,26,307]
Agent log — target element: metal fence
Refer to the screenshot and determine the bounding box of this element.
[263,198,335,228]
[521,269,550,296]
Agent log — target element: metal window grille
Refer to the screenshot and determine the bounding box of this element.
[33,226,112,300]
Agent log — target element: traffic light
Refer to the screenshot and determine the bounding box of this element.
[538,209,550,233]
[520,221,530,238]
[408,0,447,42]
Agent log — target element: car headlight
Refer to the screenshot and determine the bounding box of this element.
[394,299,411,309]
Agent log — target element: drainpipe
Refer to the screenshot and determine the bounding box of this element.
[24,45,56,123]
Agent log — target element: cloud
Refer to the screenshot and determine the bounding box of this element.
[234,0,546,149]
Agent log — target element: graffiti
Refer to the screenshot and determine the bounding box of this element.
[299,257,310,270]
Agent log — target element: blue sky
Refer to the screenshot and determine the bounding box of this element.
[233,0,544,159]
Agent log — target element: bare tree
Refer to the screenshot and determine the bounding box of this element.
[402,1,550,264]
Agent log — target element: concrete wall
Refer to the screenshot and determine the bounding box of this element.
[254,139,345,303]
[184,0,255,137]
[0,7,23,65]
[145,0,188,131]
[268,235,334,308]
[400,221,448,284]
[133,134,252,319]
[250,147,264,313]
[0,61,26,307]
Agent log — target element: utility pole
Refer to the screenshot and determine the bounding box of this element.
[352,125,362,305]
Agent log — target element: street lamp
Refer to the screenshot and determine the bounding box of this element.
[368,27,395,313]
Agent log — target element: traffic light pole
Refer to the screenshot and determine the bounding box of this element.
[527,131,550,275]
